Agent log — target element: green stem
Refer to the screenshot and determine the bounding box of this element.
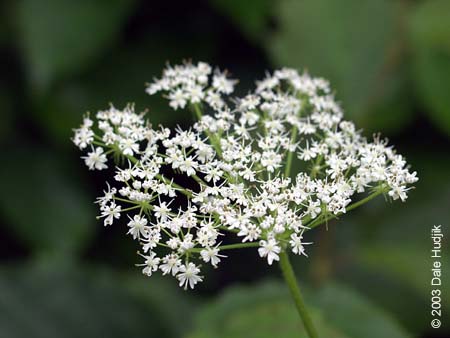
[306,187,387,230]
[217,242,260,251]
[124,154,192,198]
[193,103,203,121]
[217,225,239,234]
[188,242,259,253]
[155,174,192,198]
[345,188,385,212]
[193,103,222,157]
[279,251,318,338]
[285,126,298,178]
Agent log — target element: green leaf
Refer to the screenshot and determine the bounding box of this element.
[17,0,136,91]
[360,245,450,305]
[208,0,271,42]
[188,281,410,338]
[408,0,450,52]
[408,0,450,136]
[269,0,411,132]
[314,284,412,338]
[0,148,95,256]
[0,262,194,338]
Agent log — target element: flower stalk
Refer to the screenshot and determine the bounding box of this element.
[279,250,318,338]
[189,242,259,253]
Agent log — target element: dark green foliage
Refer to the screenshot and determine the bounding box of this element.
[0,1,448,337]
[188,281,411,338]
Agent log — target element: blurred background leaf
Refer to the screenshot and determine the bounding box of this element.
[17,0,137,92]
[0,90,13,142]
[0,148,95,257]
[208,0,272,42]
[188,281,411,338]
[269,0,413,133]
[408,0,450,136]
[0,261,195,338]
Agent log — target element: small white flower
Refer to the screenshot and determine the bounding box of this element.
[73,117,94,149]
[137,252,160,276]
[153,202,171,222]
[142,228,161,252]
[160,253,182,276]
[83,147,108,170]
[127,215,148,240]
[258,238,281,265]
[290,233,312,256]
[187,85,204,103]
[169,89,187,110]
[306,200,322,219]
[179,156,197,176]
[177,263,203,289]
[200,247,226,267]
[238,224,261,242]
[388,185,409,201]
[167,237,181,249]
[261,150,282,173]
[119,138,139,156]
[100,202,121,226]
[212,73,236,94]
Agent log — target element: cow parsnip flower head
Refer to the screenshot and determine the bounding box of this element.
[73,61,418,290]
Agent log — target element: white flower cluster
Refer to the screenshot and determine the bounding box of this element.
[73,61,418,289]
